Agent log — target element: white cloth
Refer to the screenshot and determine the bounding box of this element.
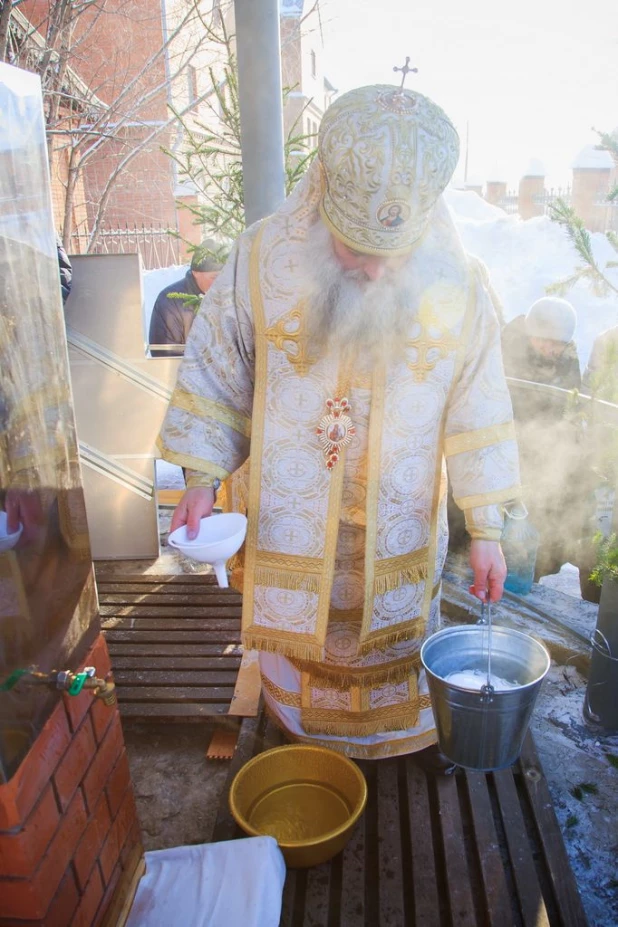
[126,837,286,927]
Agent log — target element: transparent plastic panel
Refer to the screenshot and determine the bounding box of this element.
[0,64,95,782]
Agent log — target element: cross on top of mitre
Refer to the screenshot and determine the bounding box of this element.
[393,57,418,89]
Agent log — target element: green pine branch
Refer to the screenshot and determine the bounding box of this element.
[548,197,618,298]
[589,533,618,586]
[162,13,316,256]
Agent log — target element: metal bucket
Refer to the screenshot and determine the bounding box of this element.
[421,625,550,771]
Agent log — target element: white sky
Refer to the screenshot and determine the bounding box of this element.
[318,0,618,189]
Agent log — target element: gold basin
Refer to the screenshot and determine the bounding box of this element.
[229,744,368,868]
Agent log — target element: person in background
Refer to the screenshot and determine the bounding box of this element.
[56,236,72,304]
[149,239,222,356]
[501,296,582,579]
[501,296,581,397]
[156,82,521,769]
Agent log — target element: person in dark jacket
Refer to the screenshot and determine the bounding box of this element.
[501,297,582,579]
[149,241,222,356]
[56,236,72,304]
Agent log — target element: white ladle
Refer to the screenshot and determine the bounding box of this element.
[0,511,23,552]
[167,513,247,588]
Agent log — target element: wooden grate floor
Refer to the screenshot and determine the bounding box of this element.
[97,572,242,721]
[212,709,588,927]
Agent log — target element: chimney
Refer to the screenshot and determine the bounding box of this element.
[518,159,546,220]
[485,180,507,207]
[572,145,614,232]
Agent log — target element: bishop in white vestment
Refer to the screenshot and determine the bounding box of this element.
[157,84,521,760]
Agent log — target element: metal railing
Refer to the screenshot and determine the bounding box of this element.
[71,225,180,269]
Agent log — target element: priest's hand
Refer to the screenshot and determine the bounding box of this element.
[170,487,216,540]
[468,539,507,602]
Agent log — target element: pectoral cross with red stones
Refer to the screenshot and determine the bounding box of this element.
[393,57,418,89]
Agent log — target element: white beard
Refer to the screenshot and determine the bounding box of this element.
[299,220,417,366]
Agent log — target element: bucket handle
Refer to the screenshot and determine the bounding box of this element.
[503,500,529,521]
[476,601,496,702]
[590,628,618,662]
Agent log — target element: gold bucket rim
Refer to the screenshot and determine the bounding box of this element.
[229,743,368,849]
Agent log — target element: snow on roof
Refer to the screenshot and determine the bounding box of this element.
[522,157,546,177]
[485,168,507,183]
[572,145,614,170]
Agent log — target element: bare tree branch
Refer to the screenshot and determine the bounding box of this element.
[88,81,224,250]
[0,0,13,62]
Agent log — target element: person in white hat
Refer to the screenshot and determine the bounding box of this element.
[157,82,521,764]
[502,296,581,391]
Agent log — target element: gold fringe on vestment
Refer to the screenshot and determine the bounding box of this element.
[252,566,322,594]
[241,630,324,664]
[299,671,425,737]
[356,614,427,656]
[373,561,428,596]
[300,709,422,737]
[289,653,422,690]
[262,702,439,758]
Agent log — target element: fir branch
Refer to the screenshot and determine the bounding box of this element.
[167,291,201,311]
[589,533,618,587]
[548,197,618,297]
[594,129,618,160]
[165,15,317,252]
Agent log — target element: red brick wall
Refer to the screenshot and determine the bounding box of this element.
[0,635,142,926]
[83,128,178,232]
[176,194,203,262]
[572,168,612,232]
[485,181,507,206]
[518,175,545,220]
[20,0,177,238]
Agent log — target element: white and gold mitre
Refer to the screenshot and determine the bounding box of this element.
[318,84,460,256]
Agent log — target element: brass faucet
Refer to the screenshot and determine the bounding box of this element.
[14,667,117,707]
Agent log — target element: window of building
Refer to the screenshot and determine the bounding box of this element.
[310,49,316,79]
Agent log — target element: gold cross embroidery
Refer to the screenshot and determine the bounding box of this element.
[264,305,316,376]
[406,319,459,382]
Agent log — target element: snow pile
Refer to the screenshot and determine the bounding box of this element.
[444,189,617,366]
[444,188,507,221]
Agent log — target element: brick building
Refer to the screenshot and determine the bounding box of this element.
[280,0,337,147]
[473,143,618,232]
[8,0,333,266]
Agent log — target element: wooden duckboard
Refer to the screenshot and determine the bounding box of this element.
[212,709,589,927]
[97,572,246,722]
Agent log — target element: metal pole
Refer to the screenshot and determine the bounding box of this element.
[234,0,286,227]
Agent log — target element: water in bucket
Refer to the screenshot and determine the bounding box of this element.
[421,623,550,771]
